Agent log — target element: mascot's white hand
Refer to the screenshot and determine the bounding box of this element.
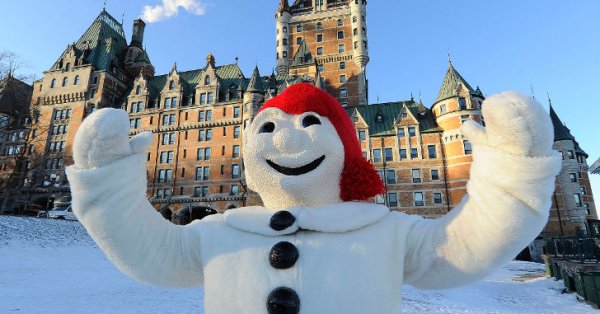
[461,91,554,157]
[73,108,153,169]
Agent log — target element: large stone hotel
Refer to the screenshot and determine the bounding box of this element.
[1,0,597,236]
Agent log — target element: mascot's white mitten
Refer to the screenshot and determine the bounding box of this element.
[73,108,153,169]
[461,91,554,157]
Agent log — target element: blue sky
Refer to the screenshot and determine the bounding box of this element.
[1,0,599,205]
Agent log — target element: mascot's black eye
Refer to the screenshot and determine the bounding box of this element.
[259,122,275,133]
[302,115,321,128]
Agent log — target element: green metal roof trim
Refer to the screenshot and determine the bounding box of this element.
[349,101,442,136]
[50,9,128,72]
[435,62,481,103]
[145,64,246,101]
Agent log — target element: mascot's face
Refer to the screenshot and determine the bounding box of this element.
[243,108,345,208]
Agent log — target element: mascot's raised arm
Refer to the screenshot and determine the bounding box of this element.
[67,83,561,314]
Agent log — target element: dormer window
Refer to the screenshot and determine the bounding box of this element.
[169,80,175,90]
[401,111,408,119]
[136,85,142,95]
[375,114,383,123]
[204,75,211,85]
[65,63,71,71]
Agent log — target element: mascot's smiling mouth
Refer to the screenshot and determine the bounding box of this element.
[266,155,326,176]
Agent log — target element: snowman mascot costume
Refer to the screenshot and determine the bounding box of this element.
[67,83,560,314]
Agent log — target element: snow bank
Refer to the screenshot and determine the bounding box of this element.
[0,216,595,313]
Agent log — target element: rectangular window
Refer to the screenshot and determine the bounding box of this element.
[337,31,344,39]
[204,147,211,160]
[163,98,171,109]
[206,110,212,121]
[200,94,206,104]
[197,148,204,160]
[358,130,366,141]
[569,173,577,182]
[408,127,416,137]
[574,193,582,207]
[431,169,440,181]
[461,114,470,124]
[459,97,467,110]
[162,115,169,126]
[440,104,447,114]
[428,145,437,159]
[296,37,303,45]
[338,44,345,53]
[400,149,406,159]
[340,88,348,98]
[567,150,574,159]
[339,75,347,83]
[386,170,396,184]
[317,34,323,42]
[434,193,442,204]
[581,186,587,195]
[339,61,346,70]
[198,130,205,141]
[233,145,240,158]
[372,149,381,162]
[223,127,227,137]
[384,148,393,161]
[231,185,240,195]
[463,140,472,154]
[397,128,405,138]
[317,47,324,55]
[170,114,176,125]
[198,111,205,122]
[410,148,418,158]
[233,107,240,118]
[412,169,421,183]
[414,192,424,206]
[172,98,177,108]
[234,126,241,138]
[388,193,398,207]
[206,129,213,141]
[232,164,240,178]
[207,92,213,104]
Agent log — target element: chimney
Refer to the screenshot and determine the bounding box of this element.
[131,19,146,48]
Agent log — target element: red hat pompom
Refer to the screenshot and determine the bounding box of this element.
[259,83,385,201]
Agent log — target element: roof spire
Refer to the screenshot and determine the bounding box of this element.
[277,0,290,13]
[447,49,452,65]
[546,91,552,107]
[530,84,536,100]
[103,0,107,11]
[246,65,265,93]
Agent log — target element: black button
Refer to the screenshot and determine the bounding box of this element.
[267,287,300,314]
[269,241,299,269]
[269,210,296,231]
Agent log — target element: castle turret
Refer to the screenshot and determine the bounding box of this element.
[350,0,369,106]
[275,0,291,75]
[125,18,153,77]
[431,61,484,206]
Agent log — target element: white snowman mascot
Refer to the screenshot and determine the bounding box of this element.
[67,83,561,314]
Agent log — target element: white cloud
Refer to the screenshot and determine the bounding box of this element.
[141,0,207,23]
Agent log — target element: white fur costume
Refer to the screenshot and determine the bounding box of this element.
[66,91,561,313]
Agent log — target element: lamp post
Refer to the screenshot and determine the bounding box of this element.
[44,173,57,211]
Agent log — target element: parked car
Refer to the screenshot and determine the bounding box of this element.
[47,204,77,220]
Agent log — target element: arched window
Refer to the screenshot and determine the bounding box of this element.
[136,85,142,95]
[283,26,288,33]
[204,75,211,85]
[65,63,71,71]
[337,19,343,26]
[62,77,68,87]
[50,79,56,88]
[169,80,175,90]
[316,22,323,30]
[296,24,302,32]
[74,75,80,85]
[353,16,357,23]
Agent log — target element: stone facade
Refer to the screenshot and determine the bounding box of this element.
[12,2,597,235]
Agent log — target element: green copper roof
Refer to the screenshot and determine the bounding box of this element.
[549,105,575,142]
[246,66,265,93]
[435,62,477,103]
[348,101,441,136]
[50,9,128,72]
[290,40,314,68]
[145,64,246,102]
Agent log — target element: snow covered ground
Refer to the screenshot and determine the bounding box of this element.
[0,216,596,314]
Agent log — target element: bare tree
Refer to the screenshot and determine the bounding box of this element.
[0,50,37,214]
